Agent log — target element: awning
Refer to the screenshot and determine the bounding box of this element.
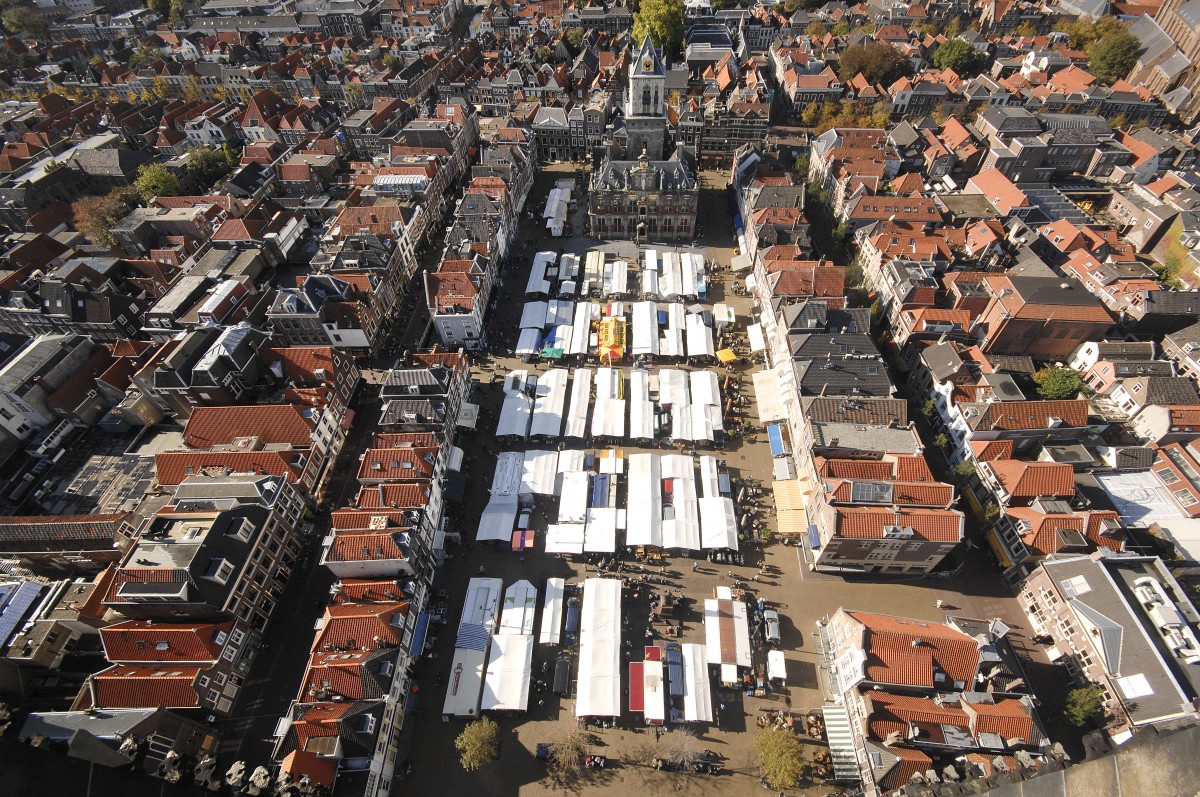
[772,457,795,481]
[752,369,786,422]
[511,530,535,551]
[457,402,479,429]
[539,578,564,645]
[807,524,820,550]
[444,470,467,502]
[747,323,765,353]
[410,612,431,657]
[773,479,806,511]
[745,274,757,291]
[730,253,752,272]
[629,661,645,712]
[986,528,1014,570]
[767,424,787,456]
[767,650,786,682]
[448,446,465,472]
[716,348,737,364]
[823,705,860,781]
[777,509,808,536]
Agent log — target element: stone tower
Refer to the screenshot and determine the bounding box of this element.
[624,36,667,160]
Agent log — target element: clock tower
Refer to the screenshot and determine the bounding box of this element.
[624,36,667,160]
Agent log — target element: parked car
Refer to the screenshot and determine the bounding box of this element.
[763,609,781,644]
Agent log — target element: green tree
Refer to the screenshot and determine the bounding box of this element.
[455,717,499,771]
[1087,26,1139,84]
[934,433,950,449]
[1032,366,1084,400]
[756,727,808,790]
[183,145,236,190]
[169,0,186,20]
[1063,684,1106,727]
[932,38,985,77]
[837,41,907,85]
[804,20,826,37]
[145,0,168,17]
[72,188,140,249]
[1013,20,1037,37]
[1056,15,1125,49]
[1,6,47,38]
[632,0,684,61]
[565,27,584,55]
[922,398,937,418]
[134,163,182,202]
[382,54,401,71]
[128,46,161,69]
[831,20,850,37]
[792,153,808,176]
[534,46,553,63]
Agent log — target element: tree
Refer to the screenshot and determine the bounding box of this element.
[1087,26,1139,84]
[565,27,584,55]
[831,20,850,36]
[1013,20,1037,37]
[837,41,907,86]
[150,76,170,99]
[534,46,553,63]
[1032,366,1084,400]
[169,0,186,20]
[134,163,182,202]
[632,0,684,62]
[544,728,588,788]
[454,717,499,771]
[146,0,168,16]
[1056,15,1125,49]
[804,20,826,37]
[756,727,808,790]
[933,38,985,77]
[792,153,808,177]
[659,727,702,768]
[128,46,161,69]
[1,6,47,38]
[382,54,401,71]
[183,145,237,190]
[1063,685,1106,727]
[72,188,139,249]
[933,433,950,449]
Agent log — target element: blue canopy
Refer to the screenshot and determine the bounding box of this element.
[410,612,431,656]
[733,213,744,232]
[767,424,787,457]
[807,525,820,551]
[591,473,611,507]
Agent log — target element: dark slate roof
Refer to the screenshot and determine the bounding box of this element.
[70,148,155,178]
[1121,376,1200,406]
[788,331,876,359]
[780,300,869,333]
[921,341,964,382]
[793,357,893,397]
[804,396,908,425]
[1166,320,1200,351]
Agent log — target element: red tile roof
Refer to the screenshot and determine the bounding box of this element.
[986,460,1076,499]
[91,665,202,708]
[314,601,409,652]
[354,483,433,509]
[835,507,963,542]
[281,749,338,788]
[970,400,1089,430]
[330,578,410,604]
[330,509,413,531]
[969,439,1014,461]
[155,450,304,485]
[1005,506,1123,555]
[301,651,385,701]
[866,690,970,744]
[183,404,315,448]
[849,611,980,688]
[356,447,437,481]
[963,697,1036,742]
[328,532,406,562]
[100,620,232,664]
[879,746,934,791]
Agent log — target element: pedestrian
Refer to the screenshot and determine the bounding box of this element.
[727,570,733,580]
[692,562,699,572]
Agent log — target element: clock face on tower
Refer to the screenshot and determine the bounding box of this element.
[643,58,654,72]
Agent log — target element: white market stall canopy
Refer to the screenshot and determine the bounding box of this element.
[685,314,715,359]
[443,646,488,717]
[603,259,628,297]
[680,642,713,722]
[576,578,622,717]
[565,368,592,438]
[689,370,720,408]
[515,328,541,357]
[558,471,591,524]
[547,299,574,327]
[699,455,720,499]
[747,323,766,353]
[594,367,622,400]
[442,577,503,718]
[659,368,688,407]
[526,252,555,295]
[767,650,787,683]
[584,507,619,553]
[478,495,519,542]
[520,301,548,329]
[568,303,596,355]
[704,595,752,669]
[660,251,681,298]
[498,580,538,635]
[539,577,565,645]
[699,497,738,551]
[561,253,581,279]
[531,368,569,438]
[591,398,626,438]
[643,658,666,725]
[498,390,533,438]
[626,453,663,547]
[545,523,585,554]
[752,368,787,423]
[481,633,533,712]
[662,304,685,357]
[521,450,560,497]
[631,302,660,357]
[491,452,524,496]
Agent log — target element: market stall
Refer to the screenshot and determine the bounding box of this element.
[481,632,533,711]
[539,577,565,645]
[576,578,622,718]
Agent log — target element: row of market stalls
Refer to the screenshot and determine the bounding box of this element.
[495,367,725,444]
[475,447,740,553]
[525,248,710,303]
[543,179,574,237]
[515,299,716,363]
[640,249,708,302]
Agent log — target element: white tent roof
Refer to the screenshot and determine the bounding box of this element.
[531,368,569,438]
[680,642,713,722]
[690,370,720,407]
[630,368,651,401]
[585,507,619,553]
[559,471,591,524]
[767,649,787,682]
[626,453,662,547]
[748,323,766,353]
[642,269,659,298]
[491,452,524,496]
[565,368,592,438]
[520,301,548,329]
[712,303,735,327]
[631,302,659,356]
[547,299,574,327]
[630,400,656,440]
[556,449,587,478]
[499,580,538,635]
[680,253,697,297]
[539,577,565,645]
[591,398,626,437]
[594,367,621,400]
[752,368,787,423]
[658,368,688,407]
[603,259,628,296]
[703,598,751,668]
[661,251,681,298]
[545,523,585,554]
[481,633,533,711]
[644,658,666,724]
[560,252,581,279]
[442,646,488,717]
[643,248,658,272]
[568,303,596,355]
[685,314,714,358]
[497,391,533,438]
[460,577,504,627]
[521,450,560,496]
[661,454,693,480]
[699,455,720,498]
[576,578,622,717]
[526,252,554,295]
[515,327,541,356]
[478,495,519,542]
[700,497,738,550]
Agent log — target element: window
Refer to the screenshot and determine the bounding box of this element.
[1159,469,1181,486]
[207,689,220,703]
[231,629,245,646]
[214,672,227,686]
[198,676,210,688]
[206,558,235,584]
[1174,488,1198,507]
